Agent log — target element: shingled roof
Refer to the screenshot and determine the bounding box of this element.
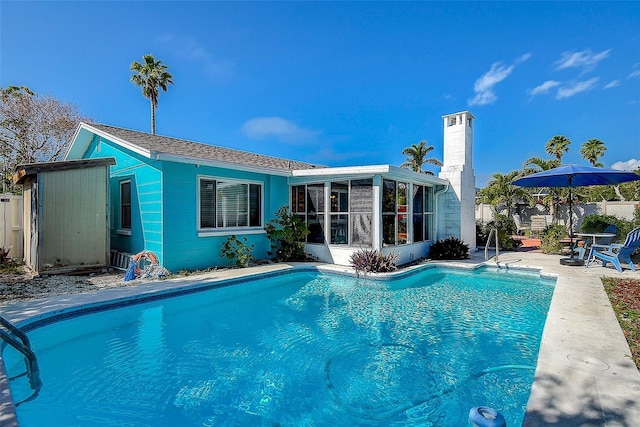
[87,123,324,172]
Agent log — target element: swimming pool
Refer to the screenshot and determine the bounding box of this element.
[3,265,555,426]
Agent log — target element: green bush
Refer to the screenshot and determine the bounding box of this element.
[476,215,520,251]
[220,235,254,267]
[476,221,489,246]
[579,213,639,243]
[429,237,470,260]
[540,224,568,254]
[349,249,398,276]
[580,214,621,233]
[265,206,310,262]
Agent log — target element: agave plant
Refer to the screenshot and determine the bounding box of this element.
[428,237,470,260]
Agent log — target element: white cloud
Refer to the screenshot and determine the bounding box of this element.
[611,159,640,171]
[529,80,561,96]
[603,80,621,89]
[629,70,640,79]
[556,78,599,99]
[468,54,531,106]
[241,117,319,143]
[554,49,611,73]
[157,34,235,79]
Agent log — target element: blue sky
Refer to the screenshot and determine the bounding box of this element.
[1,1,639,186]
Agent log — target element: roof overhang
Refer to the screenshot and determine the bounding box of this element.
[155,152,300,177]
[14,158,116,185]
[290,164,449,185]
[66,123,305,177]
[65,122,153,160]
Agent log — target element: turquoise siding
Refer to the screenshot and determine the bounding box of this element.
[161,162,287,271]
[85,136,164,263]
[81,134,292,272]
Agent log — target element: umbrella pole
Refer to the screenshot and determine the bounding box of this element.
[569,186,574,259]
[559,180,584,266]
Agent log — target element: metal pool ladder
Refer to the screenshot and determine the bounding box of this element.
[484,227,500,262]
[0,315,42,405]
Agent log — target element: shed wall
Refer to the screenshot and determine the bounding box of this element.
[38,166,110,269]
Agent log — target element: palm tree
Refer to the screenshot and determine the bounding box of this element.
[545,135,571,162]
[477,170,532,217]
[130,54,174,134]
[400,140,443,175]
[522,156,566,224]
[580,138,607,167]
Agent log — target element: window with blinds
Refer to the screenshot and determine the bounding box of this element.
[350,179,373,247]
[199,178,262,230]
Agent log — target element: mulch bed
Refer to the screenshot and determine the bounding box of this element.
[602,277,640,369]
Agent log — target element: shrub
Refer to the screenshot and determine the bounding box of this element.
[265,206,310,262]
[540,224,567,254]
[428,237,470,260]
[349,249,398,276]
[220,235,254,267]
[476,215,520,251]
[476,221,489,246]
[580,214,622,234]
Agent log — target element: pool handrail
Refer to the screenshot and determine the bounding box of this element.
[485,227,499,262]
[0,314,42,404]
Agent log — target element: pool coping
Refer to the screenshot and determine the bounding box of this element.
[1,254,639,426]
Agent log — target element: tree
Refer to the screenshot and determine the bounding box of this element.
[0,85,90,192]
[130,54,174,135]
[400,140,443,175]
[477,170,531,217]
[580,138,606,167]
[522,156,566,223]
[545,135,571,162]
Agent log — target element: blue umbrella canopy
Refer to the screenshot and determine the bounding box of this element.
[512,164,640,188]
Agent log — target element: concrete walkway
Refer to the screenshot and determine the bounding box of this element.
[1,251,639,426]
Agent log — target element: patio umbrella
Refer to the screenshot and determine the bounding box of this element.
[512,164,640,265]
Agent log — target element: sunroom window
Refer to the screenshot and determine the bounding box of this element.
[383,179,409,246]
[291,179,372,247]
[330,182,349,244]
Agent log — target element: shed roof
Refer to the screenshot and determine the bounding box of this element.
[14,158,116,185]
[70,123,324,173]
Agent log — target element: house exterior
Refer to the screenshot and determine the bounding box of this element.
[63,111,476,272]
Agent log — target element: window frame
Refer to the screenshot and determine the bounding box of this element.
[291,179,373,247]
[197,175,264,235]
[118,180,132,235]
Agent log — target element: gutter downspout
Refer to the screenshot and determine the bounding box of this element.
[433,183,449,241]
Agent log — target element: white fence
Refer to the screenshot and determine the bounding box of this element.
[476,200,639,232]
[0,193,23,261]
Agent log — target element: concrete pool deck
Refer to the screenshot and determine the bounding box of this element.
[1,251,639,426]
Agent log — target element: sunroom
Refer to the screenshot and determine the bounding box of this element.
[288,165,450,265]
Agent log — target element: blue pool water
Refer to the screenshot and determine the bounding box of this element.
[3,266,555,426]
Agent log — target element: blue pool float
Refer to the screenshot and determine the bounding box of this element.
[469,406,506,427]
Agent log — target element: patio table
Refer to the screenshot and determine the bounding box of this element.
[575,232,616,246]
[574,232,616,261]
